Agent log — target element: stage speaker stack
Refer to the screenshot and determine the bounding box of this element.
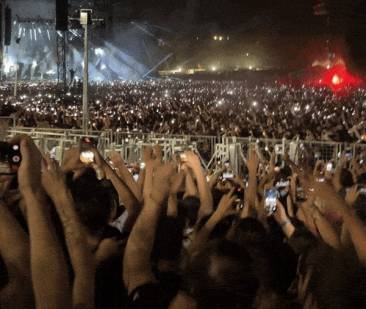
[4,5,11,46]
[56,0,68,31]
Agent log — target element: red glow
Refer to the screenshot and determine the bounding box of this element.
[332,74,341,85]
[319,65,361,91]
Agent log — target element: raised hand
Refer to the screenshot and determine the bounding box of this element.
[41,154,67,199]
[109,150,124,167]
[17,136,43,193]
[215,187,237,218]
[345,185,360,207]
[246,149,260,173]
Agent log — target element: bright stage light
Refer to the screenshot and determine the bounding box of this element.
[211,66,217,71]
[95,48,105,56]
[213,36,218,41]
[252,101,258,107]
[332,74,341,85]
[248,66,253,70]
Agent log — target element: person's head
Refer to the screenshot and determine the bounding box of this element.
[183,239,259,309]
[340,168,354,188]
[231,218,267,246]
[179,196,200,228]
[305,248,366,309]
[67,168,118,236]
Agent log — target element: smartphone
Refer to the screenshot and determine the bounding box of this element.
[180,153,187,162]
[264,188,278,215]
[80,151,95,164]
[0,142,21,175]
[316,177,326,182]
[223,172,234,180]
[133,173,139,182]
[345,151,353,160]
[326,162,333,172]
[79,137,97,164]
[276,180,289,188]
[360,188,366,195]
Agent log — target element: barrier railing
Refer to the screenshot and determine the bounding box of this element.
[4,127,366,170]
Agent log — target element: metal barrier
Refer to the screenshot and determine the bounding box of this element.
[5,127,366,168]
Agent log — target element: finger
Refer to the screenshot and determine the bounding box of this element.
[227,186,236,197]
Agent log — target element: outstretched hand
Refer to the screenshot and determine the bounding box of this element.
[17,136,43,193]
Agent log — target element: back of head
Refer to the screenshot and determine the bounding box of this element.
[183,239,259,309]
[309,249,366,309]
[67,168,117,235]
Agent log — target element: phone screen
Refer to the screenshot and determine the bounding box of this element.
[326,162,333,172]
[80,151,95,164]
[0,142,21,175]
[264,188,278,215]
[223,172,234,180]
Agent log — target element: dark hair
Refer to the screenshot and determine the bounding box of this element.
[340,168,354,188]
[308,248,366,309]
[183,239,259,309]
[67,168,117,235]
[232,218,267,246]
[179,196,200,227]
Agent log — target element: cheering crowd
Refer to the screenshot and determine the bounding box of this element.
[1,135,366,308]
[1,80,366,142]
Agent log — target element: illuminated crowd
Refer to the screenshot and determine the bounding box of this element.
[0,80,366,142]
[2,80,366,309]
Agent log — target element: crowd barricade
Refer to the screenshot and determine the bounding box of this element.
[4,127,366,168]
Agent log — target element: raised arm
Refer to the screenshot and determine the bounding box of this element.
[184,151,213,219]
[314,182,366,265]
[0,201,33,309]
[245,149,260,211]
[42,157,95,309]
[109,150,143,203]
[18,137,72,309]
[123,161,176,294]
[189,188,236,255]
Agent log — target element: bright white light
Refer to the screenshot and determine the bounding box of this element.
[332,74,341,85]
[94,48,105,56]
[32,60,37,68]
[252,101,258,107]
[248,66,253,70]
[211,66,217,71]
[213,35,218,41]
[101,64,107,70]
[3,57,15,74]
[38,27,42,34]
